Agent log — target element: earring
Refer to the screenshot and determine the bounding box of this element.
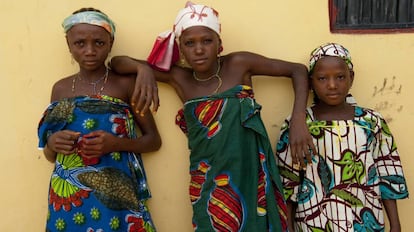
[178,51,189,67]
[105,55,112,67]
[218,45,223,55]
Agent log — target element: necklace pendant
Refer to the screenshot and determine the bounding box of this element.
[72,67,109,95]
[192,60,223,94]
[91,83,98,95]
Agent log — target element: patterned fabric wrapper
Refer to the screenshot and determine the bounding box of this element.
[147,1,221,71]
[276,106,409,232]
[178,85,288,231]
[37,95,156,231]
[309,42,353,74]
[62,11,116,38]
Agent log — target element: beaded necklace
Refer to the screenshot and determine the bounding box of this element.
[72,67,109,95]
[192,61,222,94]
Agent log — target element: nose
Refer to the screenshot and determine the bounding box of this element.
[84,43,96,55]
[194,43,204,54]
[327,78,337,89]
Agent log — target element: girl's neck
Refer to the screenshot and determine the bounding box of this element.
[312,102,354,121]
[78,66,108,82]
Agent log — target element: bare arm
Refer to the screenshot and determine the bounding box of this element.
[287,200,297,232]
[288,63,315,169]
[110,56,164,115]
[383,199,401,232]
[237,52,315,168]
[43,130,81,163]
[78,75,162,157]
[78,112,161,157]
[42,81,82,162]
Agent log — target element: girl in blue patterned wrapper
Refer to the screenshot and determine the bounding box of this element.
[276,42,409,232]
[37,8,161,232]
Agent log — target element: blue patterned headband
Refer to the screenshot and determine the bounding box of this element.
[62,11,116,38]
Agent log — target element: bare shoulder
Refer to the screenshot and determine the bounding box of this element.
[51,75,75,102]
[169,65,192,86]
[168,65,191,80]
[226,51,261,59]
[224,51,264,65]
[108,72,135,103]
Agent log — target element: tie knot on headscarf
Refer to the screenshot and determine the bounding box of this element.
[62,10,116,38]
[309,42,353,74]
[173,2,221,38]
[147,2,221,71]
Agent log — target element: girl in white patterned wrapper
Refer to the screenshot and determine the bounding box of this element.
[276,42,409,232]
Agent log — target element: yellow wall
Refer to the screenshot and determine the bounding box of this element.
[1,0,413,231]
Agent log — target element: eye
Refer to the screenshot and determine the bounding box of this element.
[337,75,345,80]
[317,76,326,81]
[74,40,84,47]
[95,40,105,47]
[202,38,213,44]
[183,40,194,47]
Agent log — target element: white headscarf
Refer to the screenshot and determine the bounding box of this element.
[147,2,221,71]
[173,1,221,38]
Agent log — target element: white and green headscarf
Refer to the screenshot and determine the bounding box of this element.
[62,10,116,38]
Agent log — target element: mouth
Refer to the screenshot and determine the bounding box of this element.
[83,60,98,65]
[192,58,208,65]
[326,93,341,99]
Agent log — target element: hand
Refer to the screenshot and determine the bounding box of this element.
[77,130,117,158]
[47,130,80,155]
[131,64,160,116]
[288,118,316,170]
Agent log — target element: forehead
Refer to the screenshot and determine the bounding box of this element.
[180,26,218,39]
[66,23,111,39]
[313,56,348,71]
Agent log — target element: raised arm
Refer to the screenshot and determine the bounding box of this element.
[285,61,316,169]
[110,56,160,116]
[238,51,315,168]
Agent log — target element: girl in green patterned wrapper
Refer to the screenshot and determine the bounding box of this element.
[276,42,409,232]
[109,2,316,231]
[37,8,161,232]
